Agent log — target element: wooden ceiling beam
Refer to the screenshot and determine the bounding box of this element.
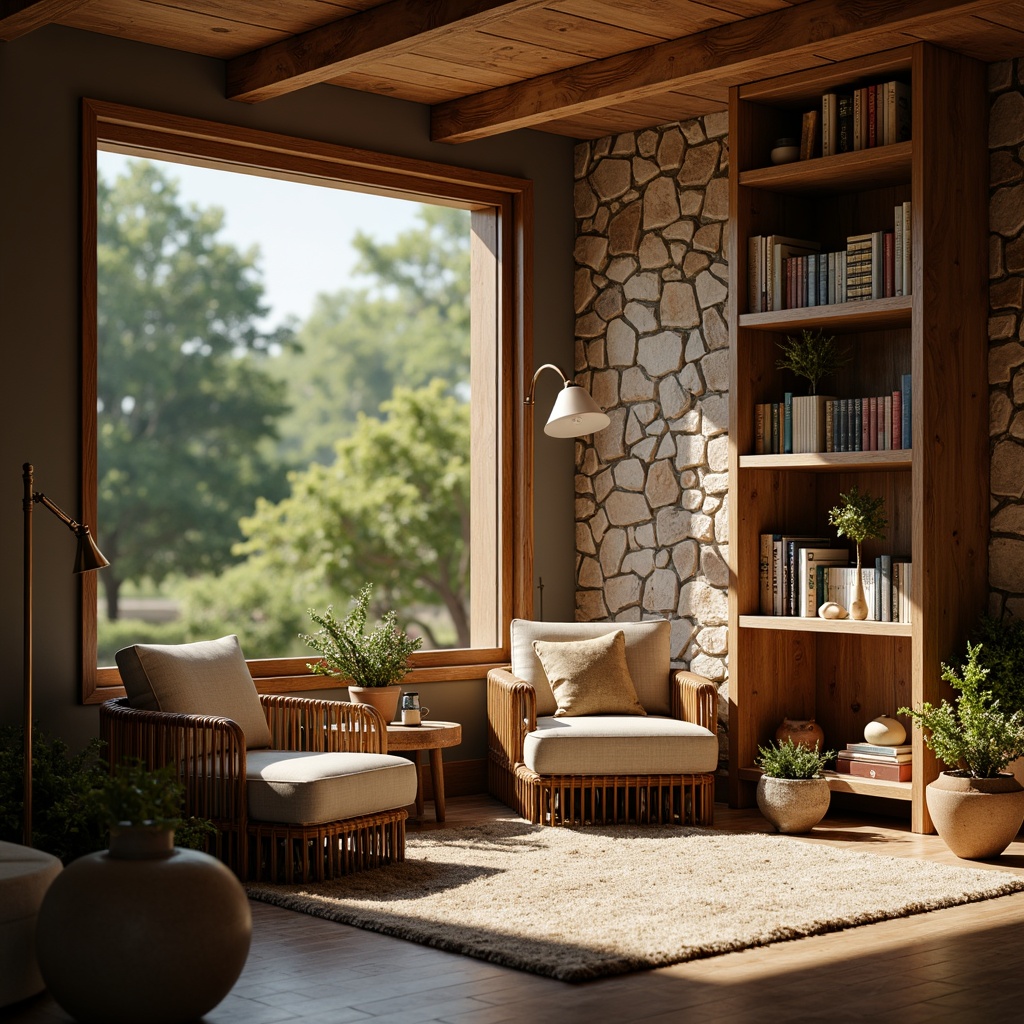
[430,0,1004,142]
[227,0,554,103]
[0,0,92,41]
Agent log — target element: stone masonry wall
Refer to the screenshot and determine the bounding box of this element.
[989,58,1024,619]
[572,113,731,750]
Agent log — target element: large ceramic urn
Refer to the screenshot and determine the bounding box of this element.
[36,826,251,1024]
[926,772,1024,859]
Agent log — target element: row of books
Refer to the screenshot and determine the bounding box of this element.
[835,742,912,783]
[747,203,911,313]
[754,374,911,455]
[758,535,912,622]
[821,80,912,157]
[824,377,912,453]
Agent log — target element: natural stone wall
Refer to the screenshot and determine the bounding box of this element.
[989,59,1024,619]
[572,114,731,721]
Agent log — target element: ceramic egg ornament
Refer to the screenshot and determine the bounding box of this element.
[864,715,907,746]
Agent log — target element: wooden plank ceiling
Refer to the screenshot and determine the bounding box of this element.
[3,0,1022,141]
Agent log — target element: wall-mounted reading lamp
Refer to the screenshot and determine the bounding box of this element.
[22,463,109,846]
[524,363,610,438]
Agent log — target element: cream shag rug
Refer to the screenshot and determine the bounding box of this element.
[246,819,1024,982]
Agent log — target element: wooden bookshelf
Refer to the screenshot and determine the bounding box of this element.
[727,44,989,834]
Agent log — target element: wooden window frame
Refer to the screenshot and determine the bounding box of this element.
[80,98,534,704]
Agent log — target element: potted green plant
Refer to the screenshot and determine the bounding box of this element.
[301,583,423,723]
[755,737,836,833]
[827,485,887,620]
[776,329,849,395]
[900,641,1024,859]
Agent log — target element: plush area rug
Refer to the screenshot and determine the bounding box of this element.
[246,819,1024,982]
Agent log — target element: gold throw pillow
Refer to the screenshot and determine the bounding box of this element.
[532,631,647,717]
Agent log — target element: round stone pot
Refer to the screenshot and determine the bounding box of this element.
[757,775,831,833]
[926,771,1024,860]
[36,826,251,1024]
[348,684,402,723]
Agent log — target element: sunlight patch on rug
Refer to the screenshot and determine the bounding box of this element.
[246,819,1024,981]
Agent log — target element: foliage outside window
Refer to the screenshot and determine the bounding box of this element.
[82,100,530,702]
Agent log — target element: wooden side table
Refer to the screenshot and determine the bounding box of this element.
[385,721,462,822]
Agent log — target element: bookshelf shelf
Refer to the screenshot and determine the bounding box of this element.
[738,295,912,332]
[738,140,912,194]
[727,43,989,835]
[738,615,912,637]
[738,765,912,802]
[739,450,911,472]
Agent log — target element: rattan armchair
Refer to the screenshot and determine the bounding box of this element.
[488,619,719,827]
[100,636,416,883]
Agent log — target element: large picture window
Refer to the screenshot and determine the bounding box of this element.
[81,100,532,703]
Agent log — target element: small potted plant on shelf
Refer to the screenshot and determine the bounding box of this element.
[301,583,423,723]
[755,737,836,833]
[776,328,848,395]
[827,485,887,620]
[900,641,1024,859]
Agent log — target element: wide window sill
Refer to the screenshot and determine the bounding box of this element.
[85,656,506,704]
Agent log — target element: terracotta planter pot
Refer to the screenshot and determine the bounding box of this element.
[347,684,402,723]
[926,771,1024,859]
[756,775,831,833]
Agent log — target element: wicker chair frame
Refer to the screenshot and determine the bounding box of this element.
[487,667,717,827]
[100,694,407,882]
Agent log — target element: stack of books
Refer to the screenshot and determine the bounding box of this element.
[836,742,912,781]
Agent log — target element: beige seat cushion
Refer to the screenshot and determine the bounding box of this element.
[532,631,646,717]
[116,635,273,750]
[245,751,418,825]
[522,715,719,776]
[0,840,63,1008]
[511,618,672,716]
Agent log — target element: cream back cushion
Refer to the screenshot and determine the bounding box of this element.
[511,618,671,716]
[116,635,273,750]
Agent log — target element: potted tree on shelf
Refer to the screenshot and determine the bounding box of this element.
[755,737,836,834]
[302,583,423,723]
[776,328,848,395]
[827,485,887,620]
[900,641,1024,859]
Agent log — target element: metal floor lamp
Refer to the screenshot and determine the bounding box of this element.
[22,463,109,846]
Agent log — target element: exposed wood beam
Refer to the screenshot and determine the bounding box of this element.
[0,0,91,41]
[227,0,553,103]
[430,0,1003,142]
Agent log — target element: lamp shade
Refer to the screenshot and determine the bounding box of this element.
[544,384,611,438]
[74,528,110,574]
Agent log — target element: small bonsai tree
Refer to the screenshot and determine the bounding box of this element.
[776,329,849,395]
[828,485,887,619]
[301,583,423,687]
[756,737,836,779]
[900,642,1024,779]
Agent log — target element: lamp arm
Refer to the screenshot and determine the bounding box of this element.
[33,492,89,536]
[524,363,571,405]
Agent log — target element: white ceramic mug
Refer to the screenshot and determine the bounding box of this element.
[401,706,429,726]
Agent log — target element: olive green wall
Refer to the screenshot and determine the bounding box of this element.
[0,26,578,765]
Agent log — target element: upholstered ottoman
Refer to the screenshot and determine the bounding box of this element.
[0,840,63,1007]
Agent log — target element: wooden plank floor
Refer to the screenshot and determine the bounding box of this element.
[9,795,1024,1023]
